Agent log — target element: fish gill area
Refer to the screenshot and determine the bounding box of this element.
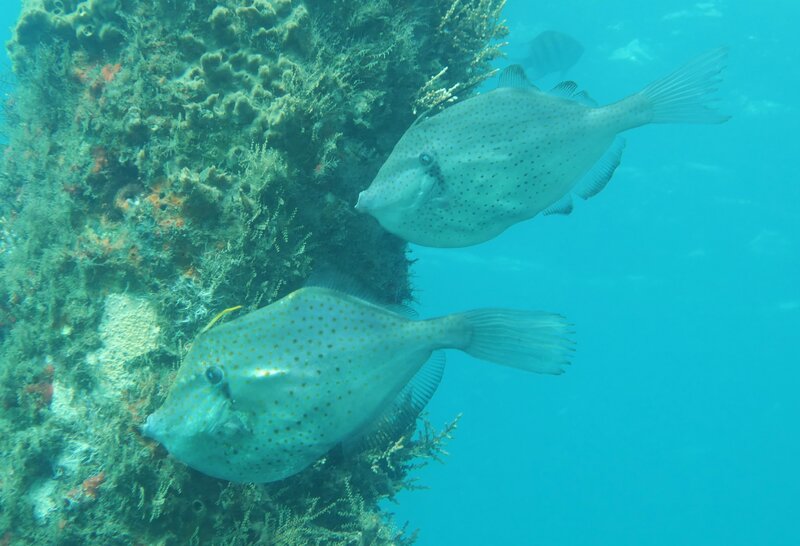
[0,0,506,544]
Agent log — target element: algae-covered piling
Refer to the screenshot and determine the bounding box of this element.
[0,0,505,543]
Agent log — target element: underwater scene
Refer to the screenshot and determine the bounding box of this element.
[0,0,797,545]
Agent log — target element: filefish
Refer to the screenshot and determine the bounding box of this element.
[142,286,573,483]
[355,48,729,248]
[523,30,584,81]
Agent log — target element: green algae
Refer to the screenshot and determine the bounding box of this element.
[0,0,505,543]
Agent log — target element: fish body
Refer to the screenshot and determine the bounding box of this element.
[143,286,572,483]
[356,49,728,248]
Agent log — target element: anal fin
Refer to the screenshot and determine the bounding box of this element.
[343,352,446,453]
[574,137,626,200]
[542,194,574,216]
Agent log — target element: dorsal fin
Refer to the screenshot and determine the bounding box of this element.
[305,270,374,300]
[550,80,579,97]
[549,81,598,107]
[573,90,598,107]
[305,270,417,318]
[411,108,434,127]
[574,137,626,200]
[498,64,538,89]
[343,351,446,453]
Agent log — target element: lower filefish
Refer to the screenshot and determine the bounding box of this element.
[143,286,573,483]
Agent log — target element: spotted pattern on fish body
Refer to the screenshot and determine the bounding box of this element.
[143,287,573,483]
[356,48,729,247]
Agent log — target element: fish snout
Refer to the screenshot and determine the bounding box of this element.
[141,412,163,442]
[356,188,397,215]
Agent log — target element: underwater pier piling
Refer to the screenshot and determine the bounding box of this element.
[0,0,505,543]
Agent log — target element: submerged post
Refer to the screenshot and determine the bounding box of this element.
[0,0,505,542]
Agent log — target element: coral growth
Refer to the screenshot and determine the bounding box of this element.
[0,0,505,543]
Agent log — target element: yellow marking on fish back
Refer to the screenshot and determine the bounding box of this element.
[201,305,243,334]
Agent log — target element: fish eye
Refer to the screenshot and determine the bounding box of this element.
[418,152,433,166]
[205,366,224,385]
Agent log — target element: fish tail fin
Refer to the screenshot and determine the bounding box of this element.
[456,309,574,375]
[634,47,730,125]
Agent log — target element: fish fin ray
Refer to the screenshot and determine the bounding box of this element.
[573,90,598,107]
[383,303,419,320]
[574,137,626,200]
[498,64,538,90]
[549,80,579,97]
[411,108,433,127]
[459,310,574,375]
[637,46,730,124]
[547,80,597,108]
[542,194,574,216]
[549,82,598,106]
[402,350,445,416]
[343,352,445,453]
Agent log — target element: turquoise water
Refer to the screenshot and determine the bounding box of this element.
[392,2,799,545]
[2,1,797,544]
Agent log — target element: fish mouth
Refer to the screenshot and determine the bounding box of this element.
[355,188,405,214]
[141,412,162,442]
[356,180,433,215]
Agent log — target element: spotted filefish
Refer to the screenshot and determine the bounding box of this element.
[142,286,573,483]
[355,48,729,247]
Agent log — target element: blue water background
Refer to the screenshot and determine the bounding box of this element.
[395,2,799,545]
[1,1,797,545]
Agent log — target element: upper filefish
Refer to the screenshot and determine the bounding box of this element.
[355,48,729,248]
[143,286,572,483]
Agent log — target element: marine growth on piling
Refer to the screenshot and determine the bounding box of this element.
[0,1,505,543]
